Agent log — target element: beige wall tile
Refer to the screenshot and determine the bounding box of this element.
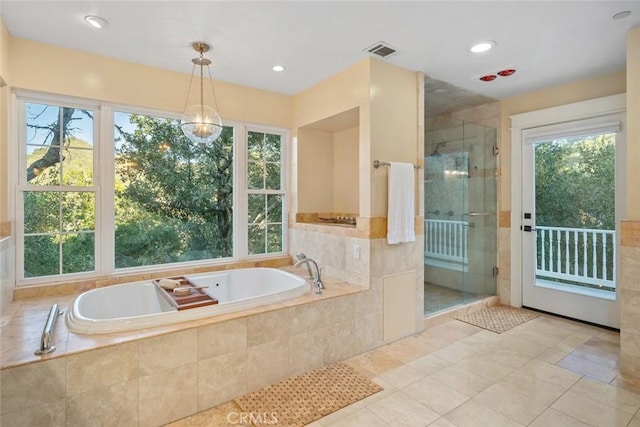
[66,342,138,396]
[288,302,322,336]
[65,379,138,427]
[621,331,640,376]
[288,329,325,376]
[139,364,197,427]
[324,319,357,364]
[139,330,197,376]
[198,349,247,410]
[622,221,640,247]
[1,358,65,414]
[0,400,65,427]
[621,289,640,336]
[247,309,289,347]
[246,339,289,391]
[197,318,247,360]
[621,247,640,291]
[355,311,383,354]
[345,237,371,276]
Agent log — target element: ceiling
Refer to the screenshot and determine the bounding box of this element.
[1,1,639,99]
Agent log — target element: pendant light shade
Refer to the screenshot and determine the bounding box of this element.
[181,42,223,144]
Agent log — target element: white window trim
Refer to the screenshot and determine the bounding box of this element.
[14,91,289,286]
[509,93,626,307]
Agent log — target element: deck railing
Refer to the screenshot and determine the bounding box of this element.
[425,219,468,265]
[536,226,615,289]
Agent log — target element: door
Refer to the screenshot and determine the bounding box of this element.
[521,114,624,328]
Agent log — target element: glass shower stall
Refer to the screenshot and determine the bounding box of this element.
[424,114,498,315]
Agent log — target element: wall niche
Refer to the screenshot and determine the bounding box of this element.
[296,107,359,226]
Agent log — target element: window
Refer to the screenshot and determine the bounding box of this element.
[247,130,285,255]
[16,93,287,284]
[114,112,234,268]
[21,102,97,278]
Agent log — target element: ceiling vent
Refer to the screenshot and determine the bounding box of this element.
[364,41,397,58]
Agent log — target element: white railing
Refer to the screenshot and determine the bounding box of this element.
[536,226,615,289]
[425,219,468,267]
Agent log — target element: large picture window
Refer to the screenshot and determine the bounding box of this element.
[114,112,234,268]
[16,94,287,284]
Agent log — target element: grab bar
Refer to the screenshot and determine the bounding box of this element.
[35,304,62,355]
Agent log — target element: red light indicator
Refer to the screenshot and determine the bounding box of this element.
[497,69,516,77]
[479,74,497,82]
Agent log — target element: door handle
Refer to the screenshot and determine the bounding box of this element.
[522,225,536,232]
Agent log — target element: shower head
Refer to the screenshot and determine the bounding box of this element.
[429,142,446,157]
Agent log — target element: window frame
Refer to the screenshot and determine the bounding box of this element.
[14,90,289,286]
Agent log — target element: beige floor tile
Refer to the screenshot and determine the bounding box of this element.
[611,373,640,394]
[377,364,427,388]
[473,383,549,425]
[552,390,634,427]
[165,401,250,427]
[378,336,437,363]
[366,391,440,426]
[315,404,359,426]
[629,416,640,427]
[429,365,493,397]
[406,353,452,375]
[476,348,532,369]
[444,399,524,427]
[519,358,582,388]
[557,353,619,383]
[342,349,403,378]
[570,376,640,414]
[321,408,388,427]
[403,376,470,415]
[528,408,591,427]
[499,369,569,406]
[455,355,514,382]
[427,418,457,427]
[536,347,571,364]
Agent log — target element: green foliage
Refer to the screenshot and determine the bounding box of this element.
[535,134,614,230]
[114,114,234,267]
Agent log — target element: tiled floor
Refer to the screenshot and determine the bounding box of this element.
[424,282,479,315]
[170,313,640,427]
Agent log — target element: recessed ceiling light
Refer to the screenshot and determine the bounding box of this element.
[272,65,285,72]
[613,10,632,20]
[84,15,108,29]
[469,41,496,54]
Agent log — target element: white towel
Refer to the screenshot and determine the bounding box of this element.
[387,162,415,244]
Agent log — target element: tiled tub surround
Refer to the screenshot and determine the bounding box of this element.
[0,236,14,317]
[289,221,425,338]
[0,269,383,426]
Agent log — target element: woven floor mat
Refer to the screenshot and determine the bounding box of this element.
[456,305,540,333]
[234,362,382,427]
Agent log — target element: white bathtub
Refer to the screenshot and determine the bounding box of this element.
[66,268,309,334]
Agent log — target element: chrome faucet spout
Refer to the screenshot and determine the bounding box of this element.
[294,253,314,279]
[293,254,324,294]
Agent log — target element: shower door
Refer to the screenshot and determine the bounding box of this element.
[424,116,497,315]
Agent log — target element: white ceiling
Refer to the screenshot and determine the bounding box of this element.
[1,1,639,99]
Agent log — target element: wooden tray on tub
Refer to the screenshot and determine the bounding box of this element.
[153,277,218,311]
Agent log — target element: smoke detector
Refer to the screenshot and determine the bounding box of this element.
[364,41,398,59]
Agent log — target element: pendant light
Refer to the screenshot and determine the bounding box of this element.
[180,42,223,144]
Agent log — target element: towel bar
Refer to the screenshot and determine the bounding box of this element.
[373,160,421,169]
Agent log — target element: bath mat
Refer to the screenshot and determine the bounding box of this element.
[456,305,539,334]
[234,362,382,427]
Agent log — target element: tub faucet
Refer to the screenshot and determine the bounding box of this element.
[294,253,324,294]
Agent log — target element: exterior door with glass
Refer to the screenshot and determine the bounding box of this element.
[521,114,624,328]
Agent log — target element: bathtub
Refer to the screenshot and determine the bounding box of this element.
[66,268,309,334]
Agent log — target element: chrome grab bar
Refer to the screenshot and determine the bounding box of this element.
[35,304,62,355]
